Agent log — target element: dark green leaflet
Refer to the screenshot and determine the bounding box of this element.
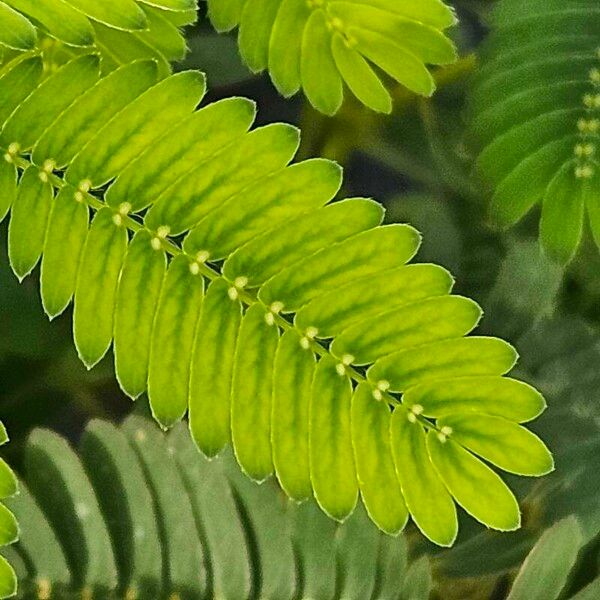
[470,0,600,262]
[24,430,117,591]
[9,418,421,599]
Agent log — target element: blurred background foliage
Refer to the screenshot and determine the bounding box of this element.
[2,1,600,598]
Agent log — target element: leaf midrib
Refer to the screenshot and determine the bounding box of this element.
[11,153,442,434]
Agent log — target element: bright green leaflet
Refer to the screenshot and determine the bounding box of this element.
[40,186,89,319]
[123,416,206,598]
[3,0,94,47]
[330,295,482,365]
[0,54,101,152]
[148,255,204,428]
[114,231,166,399]
[7,166,53,280]
[61,0,147,31]
[268,0,310,97]
[402,377,545,423]
[390,407,457,547]
[351,383,408,535]
[437,414,554,476]
[331,33,392,114]
[106,96,255,213]
[309,357,358,521]
[32,60,159,170]
[368,337,517,392]
[0,557,15,600]
[0,460,16,500]
[140,0,196,10]
[183,158,343,260]
[148,123,299,235]
[271,329,315,501]
[137,5,187,61]
[231,303,279,481]
[0,507,17,548]
[66,71,206,189]
[427,432,521,531]
[189,278,242,458]
[295,263,454,337]
[301,9,343,116]
[259,224,421,311]
[73,207,128,368]
[0,56,42,127]
[223,197,383,287]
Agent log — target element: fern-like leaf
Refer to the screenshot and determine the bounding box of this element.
[206,0,458,114]
[0,0,198,76]
[0,37,553,545]
[6,417,429,599]
[470,0,600,264]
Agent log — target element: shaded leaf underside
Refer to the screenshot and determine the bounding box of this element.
[6,417,427,600]
[470,0,600,263]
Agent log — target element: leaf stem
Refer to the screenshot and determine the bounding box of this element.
[11,155,438,431]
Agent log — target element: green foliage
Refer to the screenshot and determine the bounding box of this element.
[414,234,600,595]
[206,0,458,114]
[470,0,600,263]
[506,517,583,600]
[0,422,19,599]
[443,515,600,600]
[1,2,600,598]
[6,416,430,599]
[0,0,197,76]
[434,308,600,586]
[0,9,554,546]
[499,515,600,600]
